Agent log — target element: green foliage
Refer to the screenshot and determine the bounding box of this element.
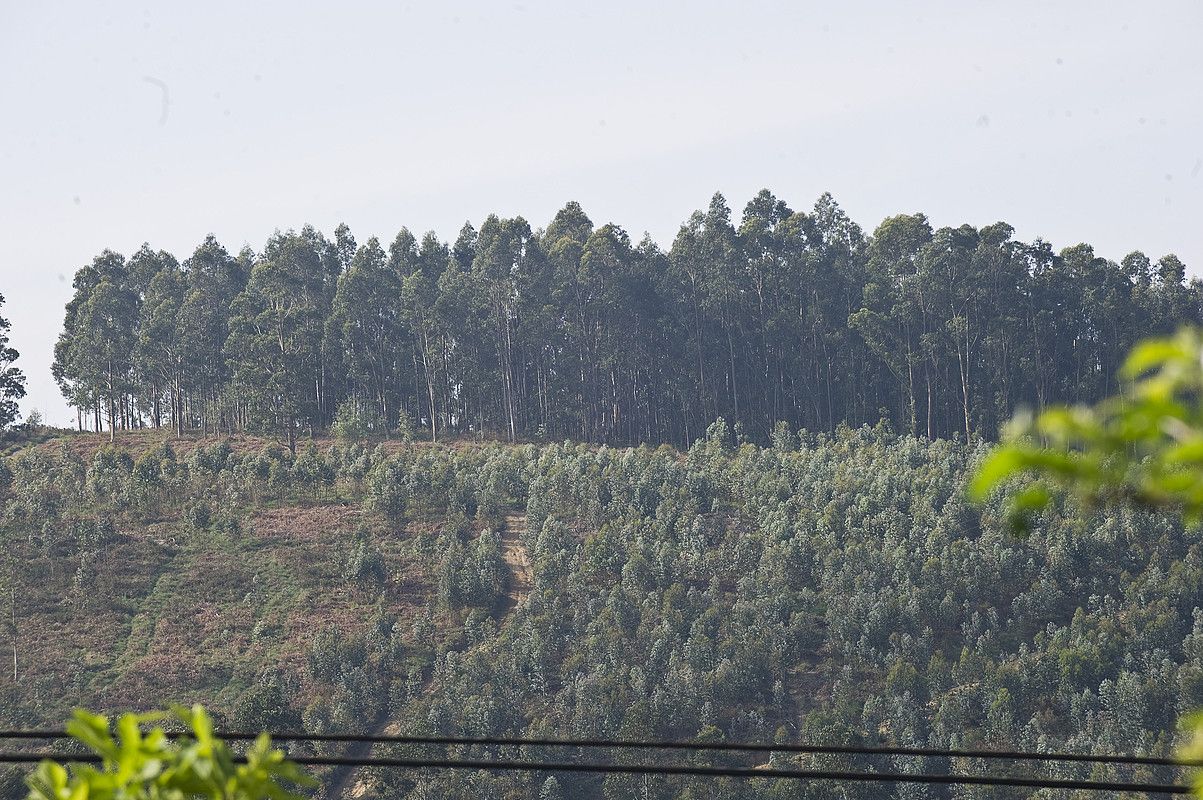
[365,457,408,521]
[394,410,414,444]
[24,705,311,800]
[1181,712,1203,796]
[972,326,1203,796]
[5,426,1203,798]
[51,193,1203,451]
[0,293,26,430]
[291,443,334,497]
[342,531,386,588]
[331,398,387,442]
[972,327,1203,533]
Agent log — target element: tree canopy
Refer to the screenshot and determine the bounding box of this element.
[0,293,26,430]
[52,191,1201,452]
[973,327,1203,532]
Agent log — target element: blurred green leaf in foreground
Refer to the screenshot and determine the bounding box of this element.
[25,705,313,800]
[971,326,1203,534]
[971,326,1203,794]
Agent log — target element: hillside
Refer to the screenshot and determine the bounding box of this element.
[0,425,1198,798]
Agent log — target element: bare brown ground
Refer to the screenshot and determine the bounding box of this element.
[30,429,513,462]
[500,513,533,610]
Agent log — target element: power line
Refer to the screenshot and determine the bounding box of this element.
[0,751,1189,794]
[0,729,1195,768]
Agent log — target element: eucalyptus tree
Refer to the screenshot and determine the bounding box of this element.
[850,213,932,436]
[737,189,795,433]
[697,194,744,430]
[52,251,138,439]
[402,232,451,441]
[134,262,186,432]
[545,202,596,440]
[49,188,1203,448]
[326,236,403,433]
[806,192,868,430]
[920,223,983,439]
[971,222,1027,433]
[333,222,357,274]
[126,245,179,430]
[177,236,245,434]
[433,221,493,438]
[0,293,26,429]
[473,215,538,442]
[226,231,325,452]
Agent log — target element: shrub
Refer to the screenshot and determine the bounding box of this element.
[395,409,415,443]
[292,442,335,497]
[25,706,311,800]
[87,447,133,506]
[188,439,232,476]
[343,530,386,587]
[331,397,387,442]
[366,457,409,521]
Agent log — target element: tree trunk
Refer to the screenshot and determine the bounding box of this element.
[107,360,116,443]
[422,330,438,442]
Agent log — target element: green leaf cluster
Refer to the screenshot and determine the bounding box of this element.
[25,706,312,800]
[971,327,1203,533]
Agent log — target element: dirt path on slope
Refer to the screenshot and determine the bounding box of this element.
[325,514,533,800]
[499,512,533,612]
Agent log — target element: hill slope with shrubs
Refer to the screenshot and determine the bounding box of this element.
[0,424,1199,799]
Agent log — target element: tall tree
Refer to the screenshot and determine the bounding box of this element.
[472,216,537,442]
[52,251,138,440]
[326,237,403,432]
[134,260,186,433]
[0,293,26,429]
[401,232,451,442]
[851,213,932,436]
[226,231,325,452]
[178,236,245,434]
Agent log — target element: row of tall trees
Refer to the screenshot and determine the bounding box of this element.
[52,191,1201,448]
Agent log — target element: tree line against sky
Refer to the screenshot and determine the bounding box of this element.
[50,190,1201,450]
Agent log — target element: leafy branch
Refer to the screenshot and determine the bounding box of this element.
[970,327,1203,533]
[25,705,313,800]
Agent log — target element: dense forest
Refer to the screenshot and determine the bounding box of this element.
[0,428,1197,799]
[51,190,1202,450]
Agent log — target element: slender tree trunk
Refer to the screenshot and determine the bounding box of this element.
[107,361,115,443]
[957,318,972,439]
[925,364,933,440]
[726,322,739,425]
[421,331,438,442]
[500,303,517,442]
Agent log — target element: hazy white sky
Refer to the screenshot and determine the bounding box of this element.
[1,1,1200,425]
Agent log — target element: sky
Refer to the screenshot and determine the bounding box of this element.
[1,1,1201,426]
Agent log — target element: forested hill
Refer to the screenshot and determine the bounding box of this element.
[53,190,1201,449]
[0,428,1198,799]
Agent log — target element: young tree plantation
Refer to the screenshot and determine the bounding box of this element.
[0,428,1199,798]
